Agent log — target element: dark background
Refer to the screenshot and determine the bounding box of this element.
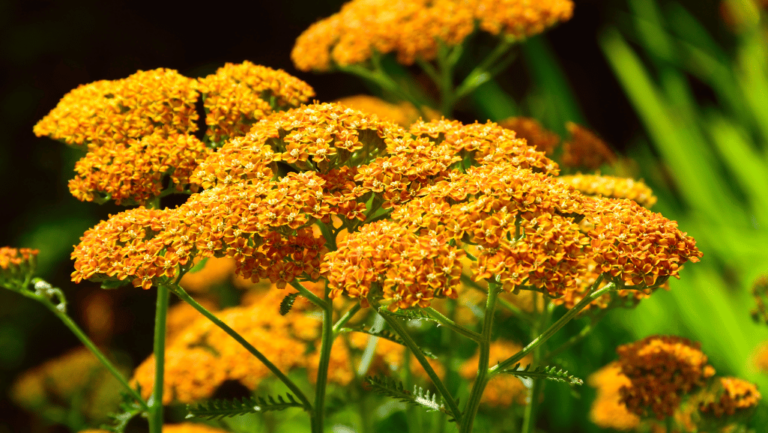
[0,0,727,430]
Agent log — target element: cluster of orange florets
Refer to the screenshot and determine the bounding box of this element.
[561,122,617,169]
[292,0,573,71]
[460,340,532,407]
[588,363,641,431]
[558,174,657,208]
[198,61,315,144]
[0,247,39,287]
[498,116,560,155]
[699,377,762,418]
[34,64,314,205]
[617,335,716,419]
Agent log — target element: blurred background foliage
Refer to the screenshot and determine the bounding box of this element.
[1,0,767,431]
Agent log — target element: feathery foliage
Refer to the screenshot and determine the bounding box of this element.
[186,393,304,420]
[501,362,583,386]
[365,375,458,420]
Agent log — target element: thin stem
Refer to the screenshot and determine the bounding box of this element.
[148,284,170,433]
[455,38,515,100]
[369,297,462,422]
[289,280,328,310]
[424,307,482,342]
[339,64,427,118]
[461,274,535,325]
[311,288,334,433]
[521,293,549,433]
[24,292,148,410]
[437,43,456,117]
[459,281,500,433]
[544,310,608,363]
[357,314,385,377]
[489,278,615,376]
[169,284,313,411]
[333,303,362,335]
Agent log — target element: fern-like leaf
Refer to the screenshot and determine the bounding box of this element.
[501,363,583,386]
[340,327,437,359]
[186,393,304,420]
[100,391,145,433]
[365,375,456,419]
[280,292,301,316]
[379,308,439,323]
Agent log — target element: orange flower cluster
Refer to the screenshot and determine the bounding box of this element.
[498,116,560,155]
[460,340,531,407]
[754,341,768,373]
[583,197,701,288]
[562,123,616,170]
[617,335,716,419]
[474,0,574,40]
[322,220,465,310]
[588,363,641,431]
[34,68,198,148]
[132,289,318,403]
[292,0,573,71]
[336,95,438,127]
[0,247,38,287]
[68,134,210,205]
[750,274,768,323]
[81,425,226,433]
[292,0,474,71]
[558,174,657,208]
[699,377,761,418]
[198,62,315,144]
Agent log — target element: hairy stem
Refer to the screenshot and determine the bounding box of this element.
[459,281,500,433]
[311,288,334,433]
[148,284,169,433]
[169,284,313,411]
[369,297,462,422]
[489,277,615,376]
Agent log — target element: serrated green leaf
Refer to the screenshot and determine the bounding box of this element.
[186,394,304,420]
[100,391,145,433]
[365,375,457,420]
[501,363,583,386]
[280,292,301,316]
[340,326,437,359]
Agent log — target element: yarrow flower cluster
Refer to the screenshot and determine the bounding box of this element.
[498,116,560,155]
[561,122,617,170]
[588,363,641,431]
[617,335,716,419]
[291,0,573,71]
[558,174,657,208]
[699,377,761,418]
[335,95,438,127]
[0,247,39,289]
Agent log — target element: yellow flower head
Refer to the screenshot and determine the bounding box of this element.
[0,247,38,289]
[322,220,465,310]
[292,0,573,71]
[617,335,716,419]
[699,377,761,418]
[460,340,531,407]
[198,61,315,144]
[34,69,198,148]
[558,174,657,208]
[292,0,475,71]
[562,122,616,170]
[498,116,560,155]
[68,134,210,205]
[588,363,641,431]
[336,95,438,127]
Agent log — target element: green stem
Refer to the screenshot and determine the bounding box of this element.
[544,310,607,363]
[521,293,550,433]
[148,284,169,433]
[424,307,482,342]
[333,303,362,335]
[437,43,456,117]
[311,288,334,433]
[289,280,328,310]
[455,38,515,100]
[339,64,427,118]
[369,298,462,422]
[461,274,535,325]
[459,281,500,433]
[169,284,313,411]
[489,278,615,375]
[22,291,148,410]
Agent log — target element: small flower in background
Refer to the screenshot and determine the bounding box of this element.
[291,0,573,71]
[0,247,38,290]
[617,335,715,419]
[498,116,561,155]
[588,363,641,431]
[12,347,125,425]
[562,122,617,170]
[558,174,658,208]
[79,424,229,433]
[753,341,768,374]
[460,341,531,407]
[335,95,438,127]
[750,274,768,324]
[699,377,761,418]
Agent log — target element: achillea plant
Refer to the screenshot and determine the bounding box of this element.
[11,1,760,432]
